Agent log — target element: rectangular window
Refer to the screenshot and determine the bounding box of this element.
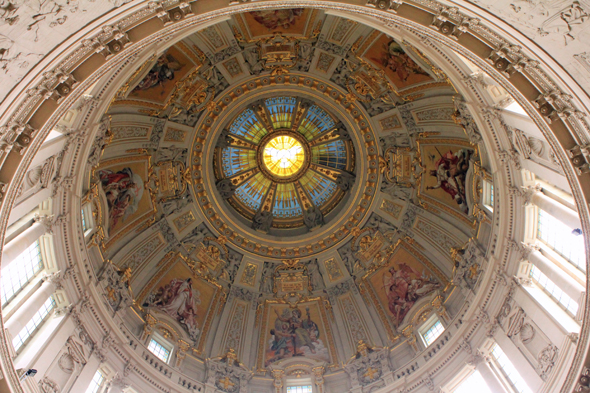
[286,386,313,393]
[1,240,44,305]
[483,180,494,211]
[491,343,533,393]
[148,338,171,363]
[12,296,55,352]
[421,319,445,346]
[85,369,105,393]
[81,209,88,232]
[537,209,585,271]
[529,265,578,316]
[453,370,492,393]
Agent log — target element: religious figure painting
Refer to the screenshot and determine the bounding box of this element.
[365,34,432,90]
[261,301,333,368]
[419,139,476,216]
[96,156,154,244]
[141,260,218,343]
[98,167,144,230]
[244,9,308,36]
[367,245,445,329]
[128,45,192,104]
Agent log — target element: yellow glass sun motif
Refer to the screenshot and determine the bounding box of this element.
[263,135,305,177]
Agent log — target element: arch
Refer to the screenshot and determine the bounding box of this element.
[0,2,588,393]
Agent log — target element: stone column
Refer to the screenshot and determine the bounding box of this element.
[2,222,47,270]
[528,250,584,301]
[476,361,507,393]
[531,192,580,230]
[8,187,52,227]
[5,278,56,337]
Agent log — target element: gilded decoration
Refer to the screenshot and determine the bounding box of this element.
[214,96,353,231]
[256,297,338,372]
[416,138,479,225]
[94,154,157,249]
[138,252,224,353]
[323,258,343,282]
[240,263,258,287]
[192,74,379,258]
[361,240,449,340]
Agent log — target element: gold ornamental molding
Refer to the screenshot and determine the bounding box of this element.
[191,73,380,259]
[0,1,589,393]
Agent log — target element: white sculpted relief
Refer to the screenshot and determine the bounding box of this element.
[0,0,131,101]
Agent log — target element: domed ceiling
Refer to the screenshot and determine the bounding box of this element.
[214,95,354,232]
[76,6,498,391]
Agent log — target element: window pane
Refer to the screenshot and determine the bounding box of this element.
[148,338,170,362]
[454,370,492,393]
[422,320,445,346]
[81,209,88,232]
[529,265,578,316]
[85,369,105,393]
[491,344,533,393]
[1,240,43,304]
[12,296,55,352]
[287,386,313,393]
[537,209,585,271]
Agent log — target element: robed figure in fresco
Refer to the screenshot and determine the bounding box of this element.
[383,263,441,327]
[380,41,429,83]
[426,148,473,214]
[97,167,144,230]
[144,277,202,341]
[249,9,304,30]
[132,53,184,95]
[265,307,329,366]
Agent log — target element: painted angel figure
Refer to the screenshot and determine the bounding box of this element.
[382,263,441,326]
[97,167,144,229]
[132,53,184,95]
[149,277,202,340]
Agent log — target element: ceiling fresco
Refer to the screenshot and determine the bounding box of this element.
[78,7,496,390]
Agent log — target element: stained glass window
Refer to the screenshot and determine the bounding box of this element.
[234,172,272,211]
[265,97,297,129]
[273,183,302,218]
[263,135,305,177]
[299,104,335,140]
[221,147,257,177]
[217,96,352,228]
[299,171,337,206]
[229,107,268,143]
[312,140,347,170]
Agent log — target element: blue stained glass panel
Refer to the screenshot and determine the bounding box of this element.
[312,140,347,170]
[265,97,297,129]
[299,172,337,206]
[273,183,302,218]
[221,147,256,177]
[234,172,271,211]
[229,108,268,143]
[299,104,335,140]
